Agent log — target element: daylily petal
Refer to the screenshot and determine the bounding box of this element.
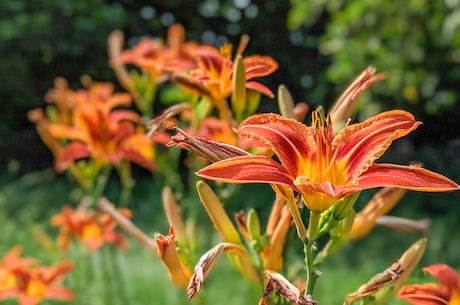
[44,261,73,284]
[155,228,191,289]
[47,125,87,143]
[329,67,386,131]
[243,55,278,79]
[0,288,20,302]
[294,176,361,212]
[44,287,75,301]
[109,110,141,125]
[172,73,212,97]
[55,142,90,172]
[18,295,41,305]
[197,155,296,188]
[424,265,460,292]
[398,264,460,305]
[294,176,357,198]
[105,93,132,111]
[398,283,449,305]
[246,81,274,98]
[196,49,228,75]
[121,134,155,171]
[335,110,422,179]
[358,163,459,191]
[237,113,316,176]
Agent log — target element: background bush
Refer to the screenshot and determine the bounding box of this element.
[4,0,459,173]
[1,0,459,226]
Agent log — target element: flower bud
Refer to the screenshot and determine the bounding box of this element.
[196,181,242,245]
[231,55,246,121]
[247,208,261,240]
[278,85,295,119]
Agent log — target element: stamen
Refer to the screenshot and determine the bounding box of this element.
[219,43,233,60]
[312,109,326,132]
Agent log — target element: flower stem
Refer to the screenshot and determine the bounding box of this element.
[307,211,320,242]
[118,161,133,208]
[98,198,157,252]
[304,211,321,297]
[89,165,112,208]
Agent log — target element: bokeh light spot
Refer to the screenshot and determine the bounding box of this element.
[160,12,175,26]
[244,4,259,19]
[202,30,217,44]
[300,74,314,89]
[199,0,220,17]
[233,0,250,9]
[140,6,156,20]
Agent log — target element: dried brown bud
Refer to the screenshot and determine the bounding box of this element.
[259,270,317,305]
[168,127,249,163]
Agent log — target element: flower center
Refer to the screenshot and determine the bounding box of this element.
[26,278,47,298]
[82,222,103,240]
[0,272,17,290]
[307,110,346,185]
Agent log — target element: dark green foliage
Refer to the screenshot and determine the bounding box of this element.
[1,0,324,173]
[0,0,128,172]
[5,0,459,172]
[288,0,460,119]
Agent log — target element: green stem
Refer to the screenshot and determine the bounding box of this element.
[109,246,129,304]
[142,77,157,119]
[118,161,133,208]
[103,245,129,305]
[67,163,91,191]
[89,165,112,208]
[304,211,321,297]
[307,211,320,243]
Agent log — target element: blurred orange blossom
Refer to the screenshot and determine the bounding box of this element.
[51,204,131,252]
[398,264,460,305]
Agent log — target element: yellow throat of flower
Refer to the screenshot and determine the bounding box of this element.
[26,278,47,298]
[294,109,354,211]
[305,109,346,186]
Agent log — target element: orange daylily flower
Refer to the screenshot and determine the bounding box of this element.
[42,77,78,126]
[397,264,460,305]
[72,80,133,112]
[48,95,154,172]
[0,261,74,305]
[195,117,238,145]
[0,248,73,305]
[0,247,39,295]
[27,109,64,159]
[51,204,130,252]
[172,42,278,109]
[28,77,83,158]
[197,110,459,213]
[155,227,192,290]
[194,117,270,152]
[31,79,154,172]
[117,23,199,82]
